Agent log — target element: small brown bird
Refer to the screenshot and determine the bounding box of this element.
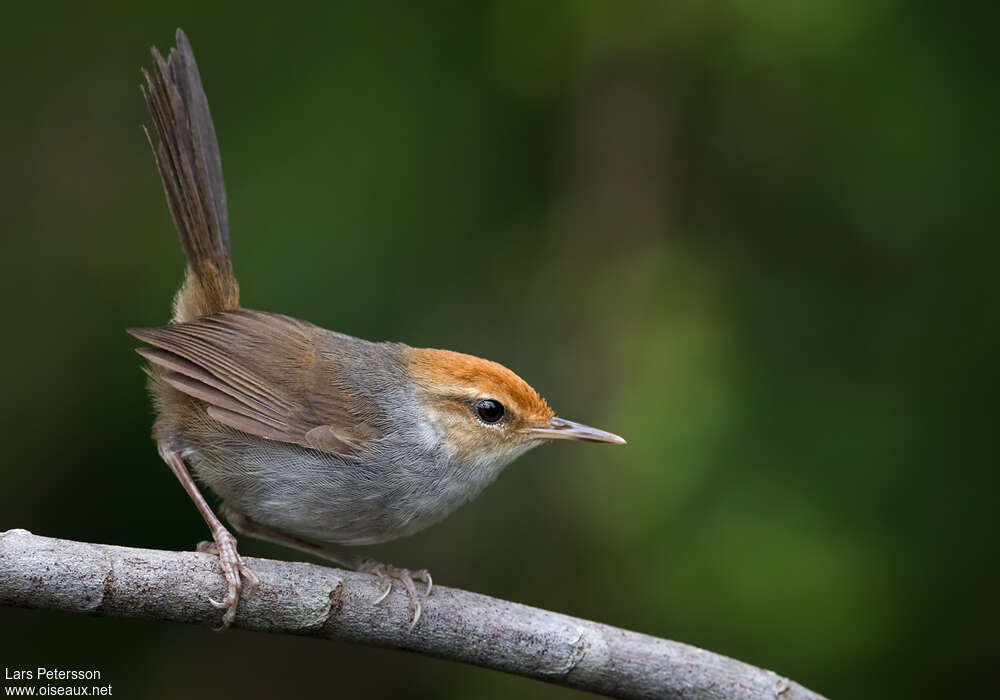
[130,29,624,630]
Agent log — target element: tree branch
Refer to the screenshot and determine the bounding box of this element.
[0,529,824,699]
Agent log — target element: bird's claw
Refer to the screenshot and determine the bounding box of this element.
[197,531,259,631]
[358,560,433,629]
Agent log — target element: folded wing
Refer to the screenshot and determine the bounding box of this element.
[128,309,381,454]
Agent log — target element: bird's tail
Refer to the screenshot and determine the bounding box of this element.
[142,28,238,322]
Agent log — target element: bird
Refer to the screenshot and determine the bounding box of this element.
[129,28,625,631]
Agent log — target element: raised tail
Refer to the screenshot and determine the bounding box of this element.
[142,28,238,322]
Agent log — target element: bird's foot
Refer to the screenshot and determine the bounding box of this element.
[357,559,433,630]
[197,530,260,631]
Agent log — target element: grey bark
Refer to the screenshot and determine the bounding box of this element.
[0,529,825,699]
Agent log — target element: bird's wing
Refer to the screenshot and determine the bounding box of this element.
[128,309,382,454]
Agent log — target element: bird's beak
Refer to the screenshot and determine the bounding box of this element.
[529,417,626,445]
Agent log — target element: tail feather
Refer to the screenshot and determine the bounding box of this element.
[142,28,238,321]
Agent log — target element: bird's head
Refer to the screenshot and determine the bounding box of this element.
[408,347,624,466]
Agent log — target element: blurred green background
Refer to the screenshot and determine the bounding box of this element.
[1,2,996,698]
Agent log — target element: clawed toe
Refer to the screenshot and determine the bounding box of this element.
[358,560,433,629]
[240,561,261,596]
[407,596,423,631]
[200,530,258,631]
[372,579,393,605]
[414,569,432,597]
[360,562,392,604]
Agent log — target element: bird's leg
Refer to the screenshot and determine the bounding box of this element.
[220,504,431,628]
[157,443,259,630]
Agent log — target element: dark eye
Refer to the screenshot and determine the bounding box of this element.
[474,399,505,424]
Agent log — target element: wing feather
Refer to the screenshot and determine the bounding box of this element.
[129,309,382,454]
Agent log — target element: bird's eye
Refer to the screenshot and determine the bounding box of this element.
[474,399,505,424]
